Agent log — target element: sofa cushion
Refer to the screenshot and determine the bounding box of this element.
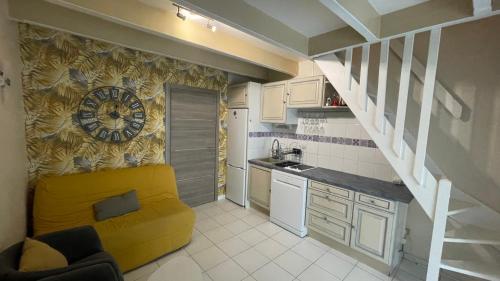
[19,238,68,272]
[94,199,195,271]
[93,190,140,221]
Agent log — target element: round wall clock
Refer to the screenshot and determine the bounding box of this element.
[77,86,146,143]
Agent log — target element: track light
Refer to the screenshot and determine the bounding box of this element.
[176,6,186,21]
[173,3,216,32]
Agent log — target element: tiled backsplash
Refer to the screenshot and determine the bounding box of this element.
[250,112,398,182]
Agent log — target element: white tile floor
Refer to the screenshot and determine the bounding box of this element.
[123,199,448,281]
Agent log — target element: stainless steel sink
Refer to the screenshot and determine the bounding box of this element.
[256,158,315,172]
[275,161,301,167]
[257,157,283,164]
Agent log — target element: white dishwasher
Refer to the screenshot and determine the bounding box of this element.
[270,170,308,237]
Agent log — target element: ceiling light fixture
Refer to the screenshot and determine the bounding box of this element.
[176,5,186,21]
[173,3,216,32]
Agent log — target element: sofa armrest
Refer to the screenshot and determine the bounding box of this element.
[36,226,103,264]
[39,263,123,281]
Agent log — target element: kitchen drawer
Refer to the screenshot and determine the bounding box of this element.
[307,189,353,223]
[307,209,351,246]
[309,181,354,200]
[355,193,395,212]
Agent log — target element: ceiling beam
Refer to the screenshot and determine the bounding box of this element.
[175,0,309,57]
[308,26,366,57]
[473,0,493,16]
[8,0,280,80]
[319,0,381,41]
[42,0,299,76]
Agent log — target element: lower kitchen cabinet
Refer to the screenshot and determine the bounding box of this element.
[306,180,407,268]
[248,165,271,209]
[351,203,394,264]
[307,209,351,246]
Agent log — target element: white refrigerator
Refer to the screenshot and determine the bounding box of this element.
[226,108,249,206]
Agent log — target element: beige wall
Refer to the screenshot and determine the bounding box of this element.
[0,0,28,250]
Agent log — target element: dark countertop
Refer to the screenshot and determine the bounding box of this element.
[249,159,413,204]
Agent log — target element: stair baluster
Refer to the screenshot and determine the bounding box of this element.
[426,178,452,281]
[344,48,353,92]
[375,39,389,134]
[392,33,414,158]
[359,45,370,111]
[413,28,442,184]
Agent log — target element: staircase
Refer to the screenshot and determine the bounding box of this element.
[314,27,500,281]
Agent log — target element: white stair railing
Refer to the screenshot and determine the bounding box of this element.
[315,27,451,280]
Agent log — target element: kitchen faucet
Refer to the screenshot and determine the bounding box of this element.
[271,139,281,159]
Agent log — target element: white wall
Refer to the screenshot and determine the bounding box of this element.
[0,0,28,250]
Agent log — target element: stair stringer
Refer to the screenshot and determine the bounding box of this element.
[315,53,438,220]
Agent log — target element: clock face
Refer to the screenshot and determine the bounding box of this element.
[77,86,146,143]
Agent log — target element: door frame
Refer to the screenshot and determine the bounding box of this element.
[165,84,220,202]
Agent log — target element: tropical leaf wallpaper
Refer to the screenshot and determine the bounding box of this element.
[18,23,228,194]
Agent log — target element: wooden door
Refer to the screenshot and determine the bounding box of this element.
[287,76,324,108]
[261,82,287,123]
[228,84,248,108]
[170,86,218,207]
[249,165,271,209]
[351,204,394,263]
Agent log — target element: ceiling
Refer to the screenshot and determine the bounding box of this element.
[139,0,305,61]
[368,0,430,15]
[37,0,491,78]
[242,0,347,37]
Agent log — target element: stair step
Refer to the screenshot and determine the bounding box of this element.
[441,260,500,281]
[448,199,476,216]
[445,224,500,245]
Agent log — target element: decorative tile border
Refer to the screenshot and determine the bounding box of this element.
[249,132,377,148]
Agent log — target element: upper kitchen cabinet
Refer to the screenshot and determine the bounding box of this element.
[287,75,324,108]
[261,81,297,124]
[227,83,248,108]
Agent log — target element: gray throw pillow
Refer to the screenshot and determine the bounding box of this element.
[93,190,140,221]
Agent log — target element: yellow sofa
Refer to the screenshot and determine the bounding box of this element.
[33,165,195,272]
